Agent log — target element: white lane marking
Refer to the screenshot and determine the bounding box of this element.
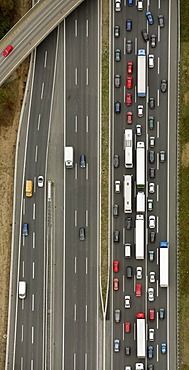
[157,280,159,297]
[123,228,125,244]
[73,353,76,370]
[34,176,36,193]
[135,37,137,55]
[86,210,88,227]
[123,37,126,55]
[147,85,149,102]
[31,360,34,370]
[134,322,136,340]
[74,257,77,273]
[123,275,125,292]
[135,85,137,103]
[133,275,136,291]
[123,85,125,102]
[157,216,159,233]
[86,257,88,274]
[74,305,77,321]
[158,26,161,42]
[40,82,44,99]
[33,203,36,220]
[21,357,23,370]
[32,232,35,249]
[23,198,25,215]
[32,294,35,311]
[22,261,25,277]
[157,121,160,138]
[146,133,149,150]
[32,262,35,279]
[75,20,78,37]
[44,51,48,68]
[158,57,160,75]
[157,247,159,265]
[21,325,24,341]
[86,115,89,132]
[86,163,89,180]
[158,0,161,9]
[86,19,89,37]
[75,163,78,180]
[75,68,78,85]
[75,116,78,132]
[157,152,159,170]
[146,275,148,292]
[85,353,87,370]
[157,311,159,329]
[31,326,34,344]
[35,145,38,162]
[122,323,124,341]
[157,184,159,202]
[75,210,77,227]
[86,68,89,85]
[157,344,159,361]
[37,114,41,131]
[157,89,160,107]
[85,305,88,322]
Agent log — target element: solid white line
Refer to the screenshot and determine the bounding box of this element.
[32,294,35,311]
[86,68,89,85]
[157,184,159,202]
[135,86,137,103]
[75,19,78,37]
[37,114,41,131]
[133,323,136,340]
[75,116,78,132]
[74,305,77,321]
[35,145,38,162]
[33,203,36,220]
[146,275,148,292]
[75,68,78,85]
[41,82,44,99]
[85,353,87,370]
[34,176,36,193]
[86,210,88,227]
[23,199,25,215]
[157,89,160,107]
[75,163,78,180]
[85,305,88,322]
[156,247,159,265]
[86,19,89,37]
[86,163,89,180]
[31,326,34,344]
[73,353,76,370]
[135,37,137,55]
[21,325,24,341]
[86,257,88,274]
[75,210,77,227]
[32,262,35,279]
[147,85,149,102]
[86,115,89,132]
[122,323,124,341]
[33,232,35,249]
[158,57,160,75]
[74,257,77,274]
[44,51,48,68]
[157,121,160,138]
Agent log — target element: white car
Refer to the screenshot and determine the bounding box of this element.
[149,136,155,147]
[124,295,131,308]
[136,266,142,279]
[148,287,155,302]
[136,124,142,136]
[149,215,155,229]
[149,328,155,341]
[115,0,121,11]
[148,54,155,68]
[115,180,121,193]
[37,175,44,188]
[147,199,153,211]
[137,105,144,117]
[149,271,156,283]
[149,182,155,194]
[137,0,143,10]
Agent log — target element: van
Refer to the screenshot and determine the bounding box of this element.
[124,243,131,258]
[19,281,26,299]
[26,180,33,197]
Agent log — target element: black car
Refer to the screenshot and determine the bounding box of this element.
[115,101,121,113]
[126,40,132,54]
[125,346,131,356]
[159,308,165,319]
[80,154,86,168]
[114,74,121,88]
[126,19,132,31]
[149,150,155,164]
[158,14,165,28]
[113,154,120,168]
[126,217,132,230]
[114,25,120,38]
[79,227,85,241]
[114,230,120,243]
[150,231,156,243]
[149,97,155,109]
[141,29,149,42]
[126,266,133,278]
[115,48,121,61]
[160,79,167,92]
[149,168,155,179]
[150,34,156,48]
[113,204,119,217]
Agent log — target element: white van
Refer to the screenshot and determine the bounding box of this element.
[19,281,26,299]
[137,0,143,10]
[125,243,131,258]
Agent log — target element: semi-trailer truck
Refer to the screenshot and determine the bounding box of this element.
[159,241,169,287]
[135,215,144,259]
[136,312,146,358]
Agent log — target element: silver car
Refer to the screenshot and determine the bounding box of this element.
[147,199,153,211]
[124,295,131,308]
[114,309,121,323]
[149,215,155,229]
[136,266,142,279]
[114,339,120,352]
[148,287,155,302]
[149,328,155,341]
[149,182,155,194]
[149,271,156,283]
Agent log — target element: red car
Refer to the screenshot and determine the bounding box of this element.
[126,76,133,89]
[113,277,119,291]
[127,61,133,75]
[113,260,119,273]
[149,308,155,321]
[126,111,133,125]
[125,321,131,333]
[136,283,142,297]
[126,93,132,106]
[2,45,14,57]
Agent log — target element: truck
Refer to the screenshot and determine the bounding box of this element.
[64,146,74,168]
[136,192,145,213]
[136,312,146,358]
[159,241,169,287]
[137,49,146,97]
[135,215,144,259]
[136,142,145,188]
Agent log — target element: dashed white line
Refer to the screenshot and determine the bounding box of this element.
[135,37,137,55]
[85,210,88,227]
[158,26,161,42]
[33,203,36,220]
[135,85,137,103]
[34,176,36,193]
[73,353,76,370]
[75,163,78,180]
[37,114,41,131]
[22,261,25,278]
[157,312,159,329]
[122,323,124,341]
[35,145,38,162]
[75,210,78,227]
[123,37,126,55]
[158,57,160,75]
[123,275,125,292]
[21,357,24,370]
[32,232,35,249]
[86,163,89,180]
[158,0,161,9]
[86,257,88,274]
[75,116,78,132]
[84,353,87,370]
[44,51,48,68]
[31,326,34,344]
[157,344,159,362]
[85,305,88,322]
[123,85,126,102]
[157,89,160,107]
[156,247,159,265]
[74,257,77,274]
[86,115,89,132]
[31,360,34,370]
[32,294,35,311]
[134,322,136,340]
[86,68,89,85]
[75,68,78,85]
[156,280,159,297]
[157,184,159,202]
[86,19,89,37]
[74,304,77,321]
[146,275,148,291]
[23,199,25,215]
[40,82,44,99]
[157,121,160,138]
[21,325,24,341]
[75,20,78,37]
[157,216,159,233]
[122,227,125,244]
[157,152,159,170]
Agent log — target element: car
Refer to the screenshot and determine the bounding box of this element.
[149,328,155,341]
[148,287,155,302]
[113,260,119,273]
[149,250,155,262]
[137,0,143,10]
[160,150,166,162]
[114,25,120,38]
[23,223,29,236]
[2,45,14,57]
[149,150,155,164]
[136,266,142,279]
[124,295,131,308]
[149,308,155,320]
[115,101,121,113]
[149,215,155,228]
[113,277,119,291]
[113,204,119,217]
[149,97,155,109]
[126,217,132,229]
[127,61,133,74]
[148,54,155,68]
[149,271,156,283]
[147,199,153,211]
[148,345,154,359]
[158,14,165,27]
[115,180,121,193]
[149,168,155,179]
[113,154,120,168]
[136,283,142,297]
[161,343,167,354]
[137,105,143,117]
[115,0,121,12]
[125,321,131,333]
[114,74,121,88]
[146,10,154,25]
[80,154,86,168]
[126,40,132,54]
[141,29,149,42]
[150,231,156,243]
[126,19,132,31]
[126,111,133,125]
[114,339,120,352]
[37,175,44,187]
[127,0,134,5]
[150,34,157,48]
[125,346,131,355]
[148,116,155,129]
[148,365,154,370]
[79,227,85,241]
[159,308,165,319]
[126,266,133,278]
[114,309,121,323]
[161,79,167,92]
[136,124,142,136]
[149,136,155,147]
[114,230,120,243]
[126,76,133,89]
[149,182,155,194]
[126,93,132,106]
[115,48,121,61]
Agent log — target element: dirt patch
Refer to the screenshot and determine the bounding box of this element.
[181,143,189,167]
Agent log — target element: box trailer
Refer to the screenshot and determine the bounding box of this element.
[135,215,144,259]
[64,146,74,168]
[159,241,169,287]
[136,312,146,358]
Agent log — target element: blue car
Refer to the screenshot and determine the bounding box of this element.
[126,19,132,31]
[146,11,154,25]
[127,0,134,5]
[23,223,29,236]
[161,343,167,354]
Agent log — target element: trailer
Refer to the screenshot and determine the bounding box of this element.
[135,215,144,259]
[64,146,74,168]
[137,49,146,97]
[136,142,145,188]
[159,241,169,287]
[136,192,145,213]
[136,312,146,358]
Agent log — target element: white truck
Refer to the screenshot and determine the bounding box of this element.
[135,363,144,370]
[136,312,146,358]
[136,192,145,213]
[135,215,144,259]
[136,142,145,188]
[159,241,169,287]
[64,146,74,168]
[137,49,146,97]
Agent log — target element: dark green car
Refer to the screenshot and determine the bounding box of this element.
[148,116,155,129]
